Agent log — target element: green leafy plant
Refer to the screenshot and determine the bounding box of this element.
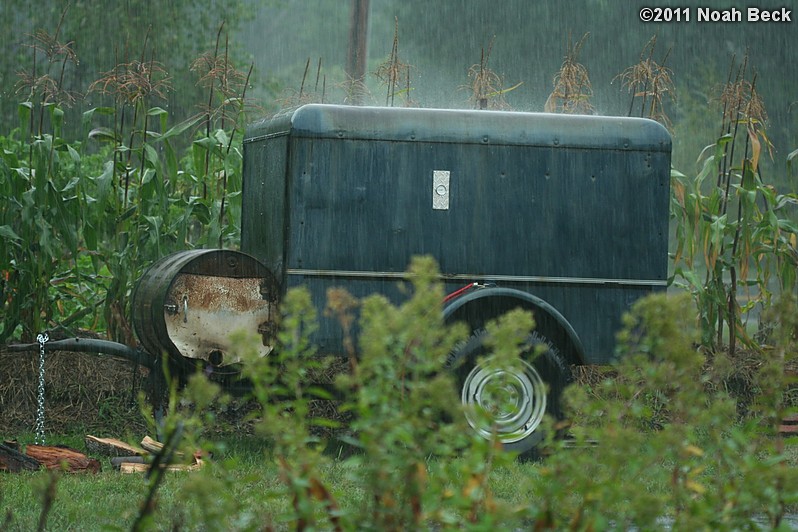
[533,292,798,529]
[325,256,535,528]
[189,20,254,249]
[175,256,544,529]
[4,278,798,530]
[670,57,798,352]
[0,10,87,341]
[1,16,254,343]
[233,286,346,530]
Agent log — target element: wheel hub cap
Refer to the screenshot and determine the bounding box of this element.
[461,358,547,443]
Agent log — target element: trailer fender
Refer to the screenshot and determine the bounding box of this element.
[443,286,586,367]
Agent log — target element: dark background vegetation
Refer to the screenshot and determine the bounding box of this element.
[0,0,796,181]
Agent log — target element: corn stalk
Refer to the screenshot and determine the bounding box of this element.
[670,57,798,352]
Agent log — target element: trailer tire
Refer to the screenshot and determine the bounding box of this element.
[449,329,570,457]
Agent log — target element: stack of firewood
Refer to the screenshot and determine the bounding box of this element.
[0,436,204,474]
[87,435,204,473]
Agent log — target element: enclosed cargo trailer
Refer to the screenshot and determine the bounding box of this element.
[242,104,671,453]
[10,104,671,454]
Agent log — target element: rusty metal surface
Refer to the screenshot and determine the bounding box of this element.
[164,273,275,366]
[132,250,279,369]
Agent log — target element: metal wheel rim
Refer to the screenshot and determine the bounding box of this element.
[461,357,547,444]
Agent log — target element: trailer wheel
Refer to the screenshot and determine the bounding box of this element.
[450,330,569,457]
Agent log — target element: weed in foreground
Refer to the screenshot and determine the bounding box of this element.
[6,289,798,530]
[536,292,798,530]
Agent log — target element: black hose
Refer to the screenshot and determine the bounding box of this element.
[6,338,155,369]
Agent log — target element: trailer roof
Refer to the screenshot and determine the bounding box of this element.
[245,104,671,152]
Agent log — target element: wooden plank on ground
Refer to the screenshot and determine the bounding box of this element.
[140,436,164,454]
[119,459,203,474]
[85,435,146,457]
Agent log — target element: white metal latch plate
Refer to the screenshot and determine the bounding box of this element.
[432,170,450,210]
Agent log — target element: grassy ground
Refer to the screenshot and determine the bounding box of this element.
[2,320,797,530]
[3,429,797,531]
[0,432,542,530]
[1,435,273,530]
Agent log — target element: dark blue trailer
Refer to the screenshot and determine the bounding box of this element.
[242,104,671,453]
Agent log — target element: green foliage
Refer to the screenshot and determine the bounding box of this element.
[671,137,798,350]
[221,257,535,529]
[670,60,798,351]
[332,256,505,528]
[0,102,96,340]
[533,292,798,530]
[0,17,252,342]
[3,279,798,529]
[234,286,341,530]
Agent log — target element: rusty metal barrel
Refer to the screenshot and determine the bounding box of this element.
[132,250,279,368]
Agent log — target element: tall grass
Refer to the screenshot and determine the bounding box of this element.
[617,35,675,128]
[374,17,414,107]
[463,36,522,110]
